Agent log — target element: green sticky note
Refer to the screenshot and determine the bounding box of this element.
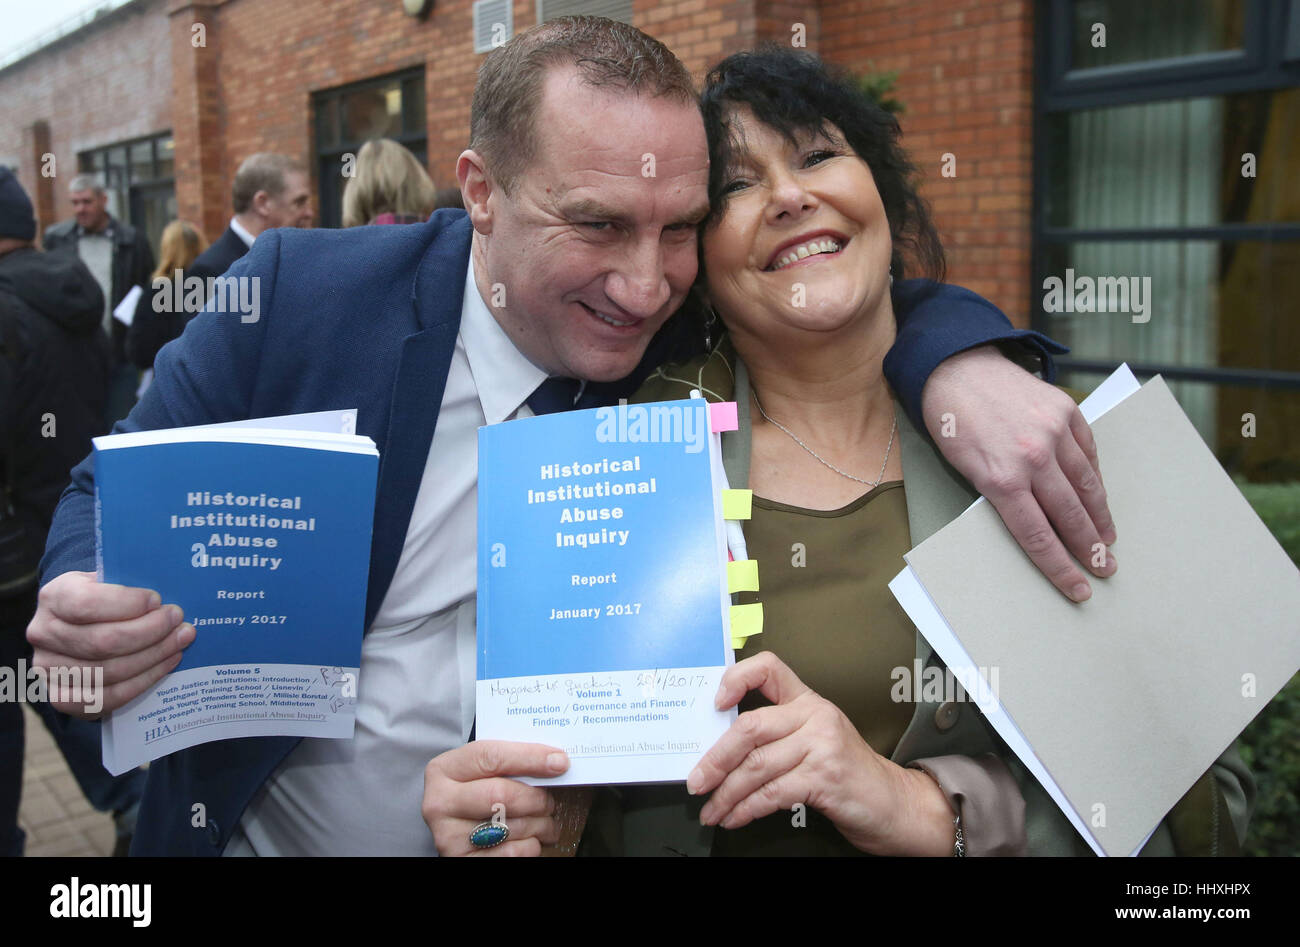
[721,489,753,520]
[731,637,748,650]
[727,559,760,593]
[730,602,763,639]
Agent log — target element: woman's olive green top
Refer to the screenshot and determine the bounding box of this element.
[631,344,939,855]
[598,339,1254,858]
[714,483,918,855]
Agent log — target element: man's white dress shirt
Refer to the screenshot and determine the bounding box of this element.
[229,216,257,249]
[225,256,546,855]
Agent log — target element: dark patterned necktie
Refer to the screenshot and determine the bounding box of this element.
[526,376,583,415]
[469,374,583,744]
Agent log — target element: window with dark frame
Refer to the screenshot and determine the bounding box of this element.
[313,69,428,230]
[77,132,176,259]
[1034,0,1300,480]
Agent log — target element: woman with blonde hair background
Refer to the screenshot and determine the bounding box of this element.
[126,219,207,375]
[342,139,437,227]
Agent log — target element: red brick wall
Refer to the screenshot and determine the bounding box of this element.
[820,0,1036,326]
[0,0,172,238]
[642,0,753,72]
[2,0,777,245]
[754,0,819,48]
[200,0,768,239]
[170,0,228,241]
[1,0,1037,325]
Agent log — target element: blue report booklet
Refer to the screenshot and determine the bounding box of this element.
[477,397,738,785]
[95,410,379,775]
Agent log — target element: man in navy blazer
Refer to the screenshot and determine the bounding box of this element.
[30,18,1111,856]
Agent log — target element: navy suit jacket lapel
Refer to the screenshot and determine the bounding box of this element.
[364,215,472,630]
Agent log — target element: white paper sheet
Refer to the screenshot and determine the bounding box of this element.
[113,284,142,326]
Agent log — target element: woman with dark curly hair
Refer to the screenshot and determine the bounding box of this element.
[577,46,1252,857]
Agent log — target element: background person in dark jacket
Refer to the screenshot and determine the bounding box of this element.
[0,168,146,857]
[126,219,208,374]
[42,174,155,428]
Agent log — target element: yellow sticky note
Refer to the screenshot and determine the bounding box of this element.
[727,559,760,593]
[721,489,753,520]
[731,637,748,650]
[729,602,763,639]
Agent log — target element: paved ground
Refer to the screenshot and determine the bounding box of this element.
[17,704,114,857]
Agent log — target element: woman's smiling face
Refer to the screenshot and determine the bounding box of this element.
[702,107,894,344]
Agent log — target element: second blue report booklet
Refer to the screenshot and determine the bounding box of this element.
[477,397,739,785]
[96,410,379,775]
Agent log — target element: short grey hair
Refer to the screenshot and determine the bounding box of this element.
[231,153,304,214]
[68,174,104,195]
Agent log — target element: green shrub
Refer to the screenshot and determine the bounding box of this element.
[855,69,905,116]
[1238,480,1300,565]
[1235,480,1300,856]
[1237,672,1300,857]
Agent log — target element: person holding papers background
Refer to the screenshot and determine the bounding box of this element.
[125,220,208,373]
[569,48,1254,857]
[37,20,1151,856]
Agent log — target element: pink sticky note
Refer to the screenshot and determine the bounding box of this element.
[710,401,738,433]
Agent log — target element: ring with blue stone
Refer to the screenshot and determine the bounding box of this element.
[469,820,510,849]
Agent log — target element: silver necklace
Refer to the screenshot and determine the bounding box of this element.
[752,390,897,488]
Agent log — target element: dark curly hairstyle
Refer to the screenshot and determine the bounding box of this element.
[700,46,945,282]
[648,46,946,367]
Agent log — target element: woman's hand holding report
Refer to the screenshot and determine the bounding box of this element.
[689,652,958,856]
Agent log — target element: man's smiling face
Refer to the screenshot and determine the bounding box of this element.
[467,66,710,383]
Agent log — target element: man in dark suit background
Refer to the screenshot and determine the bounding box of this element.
[188,152,313,288]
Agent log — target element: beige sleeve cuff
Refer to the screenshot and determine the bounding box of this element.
[908,754,1028,856]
